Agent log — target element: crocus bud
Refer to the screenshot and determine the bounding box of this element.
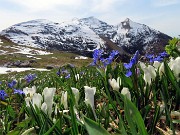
[84,86,96,109]
[75,74,80,81]
[168,57,180,81]
[71,87,79,106]
[42,87,56,117]
[140,62,156,85]
[61,91,68,109]
[121,87,131,101]
[108,77,121,91]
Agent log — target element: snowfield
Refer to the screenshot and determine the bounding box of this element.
[0,67,49,74]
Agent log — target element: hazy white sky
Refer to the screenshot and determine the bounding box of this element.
[0,0,180,37]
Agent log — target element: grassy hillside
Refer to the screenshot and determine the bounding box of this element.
[0,36,91,68]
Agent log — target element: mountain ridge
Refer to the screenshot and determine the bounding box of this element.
[0,17,172,57]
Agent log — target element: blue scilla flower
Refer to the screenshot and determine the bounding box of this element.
[13,89,25,95]
[57,70,60,76]
[153,56,163,62]
[100,57,112,67]
[145,54,154,63]
[65,74,71,79]
[8,80,17,88]
[124,62,133,69]
[24,74,36,83]
[61,69,69,74]
[91,49,104,66]
[109,50,119,58]
[124,50,139,77]
[159,51,168,58]
[132,50,139,64]
[0,90,8,100]
[100,50,119,67]
[145,54,154,59]
[125,70,132,77]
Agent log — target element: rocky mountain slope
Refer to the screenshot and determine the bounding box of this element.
[0,17,172,56]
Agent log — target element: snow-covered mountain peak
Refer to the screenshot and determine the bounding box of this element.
[79,17,113,35]
[0,17,172,56]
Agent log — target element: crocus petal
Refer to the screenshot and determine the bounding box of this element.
[75,74,80,81]
[159,62,164,77]
[25,97,31,107]
[71,87,79,106]
[153,61,161,70]
[139,62,146,69]
[61,91,68,109]
[84,86,96,109]
[121,87,131,101]
[42,87,56,117]
[41,102,47,113]
[169,57,180,81]
[32,93,43,108]
[147,65,156,80]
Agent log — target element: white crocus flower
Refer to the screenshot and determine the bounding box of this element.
[75,74,80,81]
[168,57,180,81]
[71,87,79,106]
[84,86,96,109]
[121,87,131,101]
[32,93,43,108]
[42,87,56,117]
[140,62,156,85]
[23,86,36,97]
[108,77,121,91]
[61,91,68,109]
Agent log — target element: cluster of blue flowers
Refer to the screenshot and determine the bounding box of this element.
[7,80,25,95]
[124,50,139,77]
[0,76,33,100]
[8,80,17,88]
[91,49,119,67]
[145,51,169,62]
[24,73,37,83]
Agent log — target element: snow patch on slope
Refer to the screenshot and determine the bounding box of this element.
[0,67,49,74]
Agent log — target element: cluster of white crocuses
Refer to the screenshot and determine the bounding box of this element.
[140,56,180,85]
[23,85,97,120]
[108,77,131,101]
[60,86,97,121]
[23,86,56,117]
